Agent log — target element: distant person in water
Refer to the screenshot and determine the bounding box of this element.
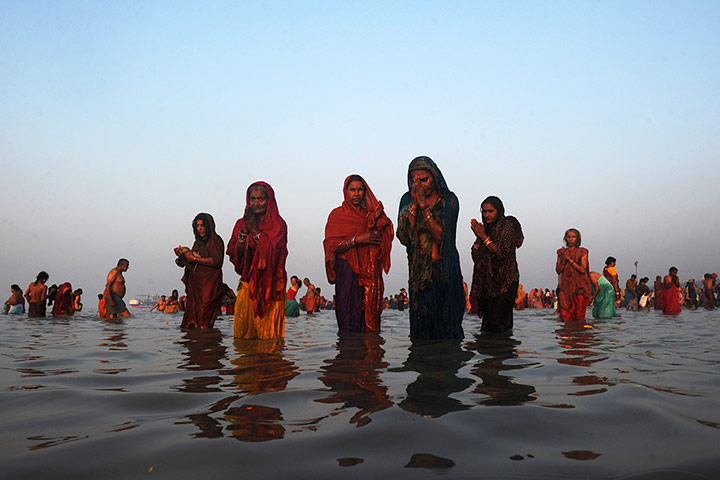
[303,278,319,314]
[590,271,616,319]
[653,275,663,310]
[603,257,621,305]
[104,258,130,318]
[4,284,25,314]
[470,195,524,334]
[73,288,83,312]
[703,273,716,310]
[52,282,74,316]
[323,174,394,332]
[150,295,167,312]
[98,294,107,318]
[285,276,302,317]
[556,228,590,322]
[636,277,650,310]
[515,284,526,310]
[164,289,180,314]
[397,288,407,311]
[227,182,288,338]
[661,266,682,315]
[397,156,465,341]
[625,274,638,310]
[176,213,224,328]
[25,271,49,317]
[46,284,58,306]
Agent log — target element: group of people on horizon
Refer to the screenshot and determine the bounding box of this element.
[6,156,718,343]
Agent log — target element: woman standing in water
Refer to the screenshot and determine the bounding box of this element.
[661,266,682,315]
[556,228,591,322]
[469,196,524,333]
[285,276,302,317]
[227,182,288,338]
[397,156,465,341]
[324,174,394,332]
[175,213,224,328]
[590,271,616,319]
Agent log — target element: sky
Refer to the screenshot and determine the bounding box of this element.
[1,1,719,302]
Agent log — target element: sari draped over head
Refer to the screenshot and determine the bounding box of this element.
[227,181,288,318]
[471,215,523,300]
[557,247,591,316]
[179,212,224,329]
[397,156,465,340]
[323,174,394,332]
[52,282,74,316]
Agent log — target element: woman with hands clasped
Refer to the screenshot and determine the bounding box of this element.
[469,196,524,333]
[555,228,591,322]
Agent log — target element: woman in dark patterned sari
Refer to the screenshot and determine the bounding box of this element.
[397,156,465,341]
[470,196,524,333]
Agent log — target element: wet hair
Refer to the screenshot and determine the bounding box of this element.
[192,213,215,242]
[117,258,129,267]
[631,274,637,279]
[34,271,49,285]
[563,228,582,247]
[345,175,366,190]
[11,284,21,292]
[98,294,103,299]
[290,275,299,285]
[171,289,178,297]
[605,257,616,266]
[480,196,505,217]
[640,277,649,283]
[669,266,678,274]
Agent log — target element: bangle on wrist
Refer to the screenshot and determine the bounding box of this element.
[408,206,416,216]
[483,237,492,246]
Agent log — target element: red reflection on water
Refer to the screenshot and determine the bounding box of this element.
[27,434,88,450]
[562,450,602,460]
[555,323,615,397]
[225,404,285,442]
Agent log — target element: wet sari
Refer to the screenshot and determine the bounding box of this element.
[557,247,590,322]
[324,175,393,332]
[227,182,288,338]
[592,275,616,319]
[179,213,224,329]
[397,157,465,341]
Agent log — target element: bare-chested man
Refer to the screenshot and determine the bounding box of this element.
[24,271,49,317]
[104,258,131,318]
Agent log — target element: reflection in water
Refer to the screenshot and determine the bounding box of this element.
[394,340,474,417]
[465,333,536,406]
[316,331,393,427]
[225,404,285,442]
[176,328,227,393]
[405,453,456,469]
[228,338,299,396]
[555,323,615,396]
[98,318,128,350]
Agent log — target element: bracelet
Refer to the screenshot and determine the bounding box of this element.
[408,206,416,216]
[238,231,248,242]
[423,208,432,221]
[253,233,261,243]
[483,237,492,246]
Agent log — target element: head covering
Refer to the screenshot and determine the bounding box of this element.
[227,182,288,317]
[323,175,393,283]
[405,156,450,195]
[191,212,222,258]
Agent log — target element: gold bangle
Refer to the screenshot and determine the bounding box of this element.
[483,237,492,246]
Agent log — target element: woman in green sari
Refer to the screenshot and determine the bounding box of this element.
[590,271,616,319]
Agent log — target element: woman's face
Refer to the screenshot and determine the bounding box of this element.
[565,230,579,247]
[481,203,499,224]
[195,219,207,238]
[248,188,268,216]
[411,169,436,196]
[346,180,366,207]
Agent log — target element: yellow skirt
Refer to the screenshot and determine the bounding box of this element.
[234,281,286,339]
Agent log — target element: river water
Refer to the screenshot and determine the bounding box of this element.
[1,308,719,479]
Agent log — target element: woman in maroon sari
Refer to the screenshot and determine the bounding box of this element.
[556,228,591,322]
[227,182,288,339]
[52,282,74,316]
[324,175,393,332]
[175,213,224,329]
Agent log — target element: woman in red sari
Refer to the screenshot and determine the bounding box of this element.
[52,282,74,316]
[556,228,591,322]
[324,175,393,332]
[661,266,682,315]
[175,213,224,329]
[227,182,288,339]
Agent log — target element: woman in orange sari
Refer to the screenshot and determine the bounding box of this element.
[556,228,591,322]
[227,182,288,339]
[324,175,393,332]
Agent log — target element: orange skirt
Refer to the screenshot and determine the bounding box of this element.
[234,281,286,339]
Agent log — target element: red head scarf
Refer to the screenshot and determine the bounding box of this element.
[323,175,393,283]
[227,181,288,317]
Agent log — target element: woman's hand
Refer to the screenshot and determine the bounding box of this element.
[373,201,385,222]
[243,205,258,234]
[174,246,190,258]
[411,177,427,209]
[356,231,382,245]
[470,218,485,238]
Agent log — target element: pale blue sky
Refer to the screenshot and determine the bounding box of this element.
[2,1,719,301]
